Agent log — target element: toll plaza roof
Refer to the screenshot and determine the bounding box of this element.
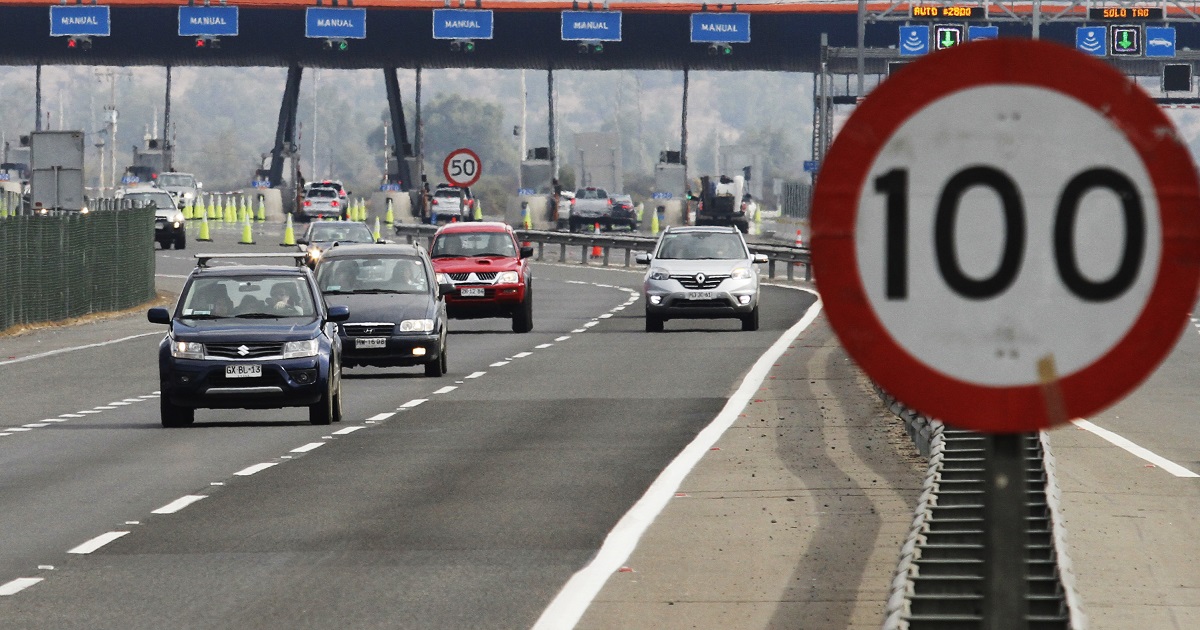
[0,0,1109,72]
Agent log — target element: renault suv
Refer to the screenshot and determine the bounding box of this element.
[147,253,350,427]
[636,226,767,332]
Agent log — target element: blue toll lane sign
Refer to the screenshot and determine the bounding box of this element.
[1076,26,1106,55]
[690,13,750,43]
[178,6,238,37]
[561,10,621,41]
[899,26,929,56]
[305,8,366,39]
[968,25,999,41]
[49,6,110,37]
[432,9,494,40]
[1146,26,1176,58]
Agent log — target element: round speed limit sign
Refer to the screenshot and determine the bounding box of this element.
[812,40,1200,432]
[443,148,482,188]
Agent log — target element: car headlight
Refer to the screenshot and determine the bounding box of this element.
[282,338,320,359]
[172,212,185,225]
[496,271,520,284]
[649,267,670,281]
[399,319,435,333]
[307,247,323,261]
[730,266,752,279]
[435,272,450,284]
[183,192,194,200]
[171,340,205,360]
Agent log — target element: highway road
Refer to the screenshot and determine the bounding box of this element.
[0,232,926,629]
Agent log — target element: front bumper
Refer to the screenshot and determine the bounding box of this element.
[340,332,442,368]
[160,356,329,409]
[644,277,758,319]
[155,220,185,241]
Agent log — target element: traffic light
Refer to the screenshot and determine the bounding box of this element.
[67,36,92,50]
[577,41,604,54]
[194,37,220,49]
[449,39,475,53]
[323,38,349,51]
[707,42,733,56]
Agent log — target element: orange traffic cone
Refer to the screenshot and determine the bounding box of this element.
[591,223,602,258]
[794,228,804,266]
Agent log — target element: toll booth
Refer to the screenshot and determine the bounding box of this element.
[652,150,688,229]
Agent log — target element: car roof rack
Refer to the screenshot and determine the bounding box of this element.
[194,253,308,269]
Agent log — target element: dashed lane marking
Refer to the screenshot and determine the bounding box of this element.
[0,578,43,596]
[68,531,130,554]
[366,412,395,421]
[333,426,365,435]
[466,371,486,379]
[433,386,457,395]
[290,443,325,454]
[234,463,278,477]
[151,495,207,515]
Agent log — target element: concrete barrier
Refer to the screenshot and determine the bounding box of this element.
[241,188,283,222]
[373,191,414,225]
[506,195,554,230]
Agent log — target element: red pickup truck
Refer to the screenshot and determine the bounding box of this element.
[429,222,535,333]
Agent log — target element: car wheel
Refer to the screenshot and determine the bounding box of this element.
[741,304,760,331]
[175,234,186,250]
[331,380,343,423]
[160,396,195,428]
[309,384,334,425]
[645,312,664,333]
[425,342,447,377]
[512,290,533,333]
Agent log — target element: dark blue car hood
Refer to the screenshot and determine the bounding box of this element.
[324,293,435,325]
[170,317,322,343]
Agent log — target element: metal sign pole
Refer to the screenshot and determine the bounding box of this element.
[982,433,1029,630]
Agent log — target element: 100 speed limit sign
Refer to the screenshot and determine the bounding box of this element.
[443,148,482,188]
[811,40,1200,432]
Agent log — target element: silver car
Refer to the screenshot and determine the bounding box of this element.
[636,226,767,332]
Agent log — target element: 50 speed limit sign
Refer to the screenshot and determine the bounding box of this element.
[811,40,1200,432]
[443,148,482,188]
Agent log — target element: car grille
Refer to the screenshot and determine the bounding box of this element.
[205,342,285,359]
[675,298,728,307]
[342,323,395,337]
[672,274,729,290]
[448,272,498,284]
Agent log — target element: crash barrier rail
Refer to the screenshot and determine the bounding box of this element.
[877,386,1086,630]
[391,224,813,281]
[0,205,155,333]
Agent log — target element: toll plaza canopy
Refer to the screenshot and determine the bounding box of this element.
[0,0,1140,71]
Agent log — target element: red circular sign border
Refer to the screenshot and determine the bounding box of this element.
[442,148,482,188]
[811,39,1200,433]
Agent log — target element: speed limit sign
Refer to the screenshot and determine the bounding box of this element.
[443,148,482,187]
[812,40,1200,432]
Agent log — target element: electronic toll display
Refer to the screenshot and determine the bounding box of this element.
[1088,7,1164,20]
[910,6,986,19]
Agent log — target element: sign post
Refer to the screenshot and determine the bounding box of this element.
[442,148,482,188]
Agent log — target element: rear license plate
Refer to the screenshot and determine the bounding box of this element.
[155,221,165,229]
[225,364,261,378]
[460,287,485,298]
[686,291,716,300]
[356,337,387,349]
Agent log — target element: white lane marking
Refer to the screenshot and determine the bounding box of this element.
[138,395,158,399]
[333,426,365,435]
[513,352,532,358]
[151,495,207,514]
[367,412,395,421]
[234,463,278,476]
[42,419,68,423]
[22,423,50,428]
[1073,419,1200,478]
[68,531,130,554]
[571,329,587,334]
[466,371,486,379]
[400,399,428,409]
[0,433,11,437]
[291,443,325,453]
[536,344,553,349]
[612,306,625,311]
[7,428,32,432]
[59,414,84,418]
[566,280,588,285]
[533,291,824,629]
[109,402,131,406]
[433,386,458,394]
[122,398,143,403]
[0,578,43,596]
[598,313,613,319]
[490,361,510,367]
[0,332,160,367]
[555,336,571,342]
[94,406,116,410]
[76,410,100,415]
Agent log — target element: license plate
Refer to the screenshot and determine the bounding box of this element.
[225,364,261,378]
[356,337,387,349]
[155,221,166,229]
[460,287,485,298]
[686,291,716,300]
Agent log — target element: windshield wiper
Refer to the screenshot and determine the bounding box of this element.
[473,252,511,257]
[235,313,285,319]
[351,289,406,294]
[182,313,227,320]
[430,253,463,258]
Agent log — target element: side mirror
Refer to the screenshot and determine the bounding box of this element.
[519,245,534,259]
[635,252,652,265]
[147,307,171,325]
[438,282,456,297]
[326,304,350,323]
[296,238,308,246]
[752,253,769,264]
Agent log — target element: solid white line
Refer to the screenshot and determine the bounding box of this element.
[0,332,160,367]
[466,371,486,379]
[1073,419,1200,478]
[68,531,130,554]
[555,336,571,342]
[151,495,207,514]
[234,462,278,476]
[0,578,43,596]
[367,412,395,421]
[400,399,428,409]
[532,292,824,630]
[290,442,325,453]
[536,343,553,349]
[513,352,532,358]
[490,361,510,367]
[333,426,365,435]
[433,386,457,394]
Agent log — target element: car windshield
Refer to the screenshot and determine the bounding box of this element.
[307,188,337,199]
[125,193,175,210]
[576,188,608,199]
[430,232,516,258]
[655,232,746,260]
[435,188,464,199]
[308,224,373,243]
[158,174,195,187]
[180,275,317,319]
[316,256,430,294]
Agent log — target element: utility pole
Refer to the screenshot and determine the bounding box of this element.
[95,68,131,194]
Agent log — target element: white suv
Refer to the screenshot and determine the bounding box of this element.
[636,226,768,332]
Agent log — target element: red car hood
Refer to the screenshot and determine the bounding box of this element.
[431,256,522,274]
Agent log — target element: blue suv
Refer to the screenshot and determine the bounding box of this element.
[147,253,350,427]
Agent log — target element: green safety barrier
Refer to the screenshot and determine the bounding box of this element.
[0,206,156,333]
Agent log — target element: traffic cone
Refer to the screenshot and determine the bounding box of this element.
[591,223,602,258]
[225,195,237,224]
[239,212,255,245]
[280,213,296,246]
[385,197,395,225]
[360,198,369,222]
[372,217,382,241]
[207,194,216,219]
[182,199,193,220]
[522,203,532,230]
[255,195,266,222]
[650,207,660,234]
[196,213,212,242]
[472,200,483,221]
[0,195,8,218]
[793,228,804,266]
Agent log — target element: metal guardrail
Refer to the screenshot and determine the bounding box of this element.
[878,386,1086,630]
[392,223,814,281]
